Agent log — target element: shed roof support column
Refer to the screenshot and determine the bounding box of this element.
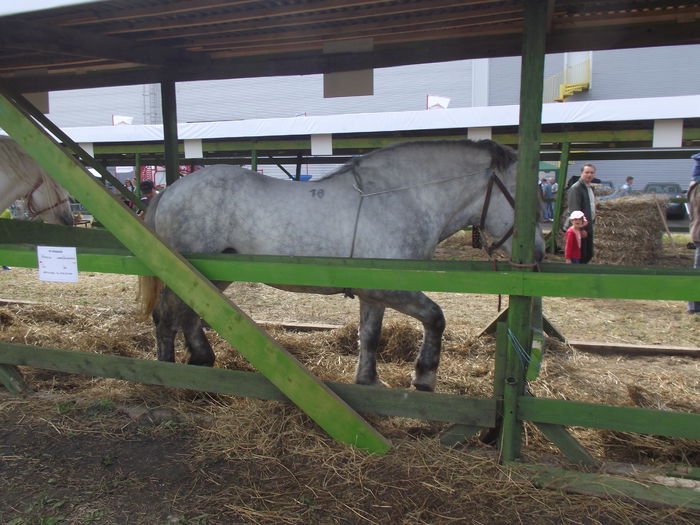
[160,81,179,186]
[501,0,548,462]
[548,142,570,253]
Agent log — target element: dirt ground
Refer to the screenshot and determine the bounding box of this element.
[1,232,699,524]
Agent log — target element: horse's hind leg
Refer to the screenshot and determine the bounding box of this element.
[182,280,231,366]
[181,309,215,366]
[360,290,445,392]
[153,287,215,366]
[355,298,386,386]
[152,287,181,363]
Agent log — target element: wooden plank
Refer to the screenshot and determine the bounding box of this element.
[535,422,598,467]
[477,308,507,336]
[0,364,29,395]
[519,396,700,440]
[568,340,700,358]
[542,314,566,342]
[6,89,147,214]
[0,91,390,455]
[509,463,700,510]
[0,219,125,250]
[257,320,341,332]
[0,342,496,427]
[547,141,569,254]
[4,243,700,302]
[527,298,544,381]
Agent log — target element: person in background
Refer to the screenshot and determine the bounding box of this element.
[542,176,555,221]
[692,152,700,183]
[139,180,157,205]
[565,210,588,264]
[567,163,597,264]
[550,175,558,196]
[122,179,135,208]
[686,153,700,313]
[619,176,634,195]
[137,180,158,217]
[600,175,634,201]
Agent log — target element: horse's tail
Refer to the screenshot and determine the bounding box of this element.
[136,192,164,319]
[137,275,163,319]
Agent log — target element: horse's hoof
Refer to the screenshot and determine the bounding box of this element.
[411,370,436,392]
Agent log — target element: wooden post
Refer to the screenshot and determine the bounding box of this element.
[134,152,142,198]
[160,81,179,186]
[501,0,548,462]
[295,152,303,181]
[548,141,570,253]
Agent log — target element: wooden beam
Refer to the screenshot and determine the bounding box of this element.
[519,397,700,440]
[0,19,204,67]
[0,342,496,428]
[568,340,700,358]
[501,0,548,462]
[510,464,700,510]
[4,242,700,302]
[160,81,180,186]
[0,90,390,455]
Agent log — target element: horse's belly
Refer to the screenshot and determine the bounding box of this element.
[268,284,345,295]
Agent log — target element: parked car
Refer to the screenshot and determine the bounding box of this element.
[641,182,687,220]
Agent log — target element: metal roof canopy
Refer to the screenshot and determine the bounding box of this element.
[0,1,699,93]
[40,94,699,166]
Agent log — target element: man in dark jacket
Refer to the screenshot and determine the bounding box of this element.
[567,163,597,264]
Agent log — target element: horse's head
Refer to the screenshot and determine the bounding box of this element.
[477,142,545,263]
[0,137,74,226]
[26,175,74,226]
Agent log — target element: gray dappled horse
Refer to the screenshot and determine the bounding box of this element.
[138,140,545,391]
[0,136,74,225]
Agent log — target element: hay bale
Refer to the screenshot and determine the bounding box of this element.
[560,195,666,265]
[595,196,666,265]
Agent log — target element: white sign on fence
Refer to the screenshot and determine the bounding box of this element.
[37,246,78,283]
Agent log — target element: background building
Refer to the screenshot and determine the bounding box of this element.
[45,44,700,189]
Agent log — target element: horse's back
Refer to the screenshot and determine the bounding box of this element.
[152,165,359,256]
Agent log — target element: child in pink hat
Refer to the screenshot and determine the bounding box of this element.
[565,210,588,264]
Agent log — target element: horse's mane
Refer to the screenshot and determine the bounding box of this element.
[321,139,517,181]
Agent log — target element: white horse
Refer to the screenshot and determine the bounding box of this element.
[139,140,545,391]
[0,136,74,225]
